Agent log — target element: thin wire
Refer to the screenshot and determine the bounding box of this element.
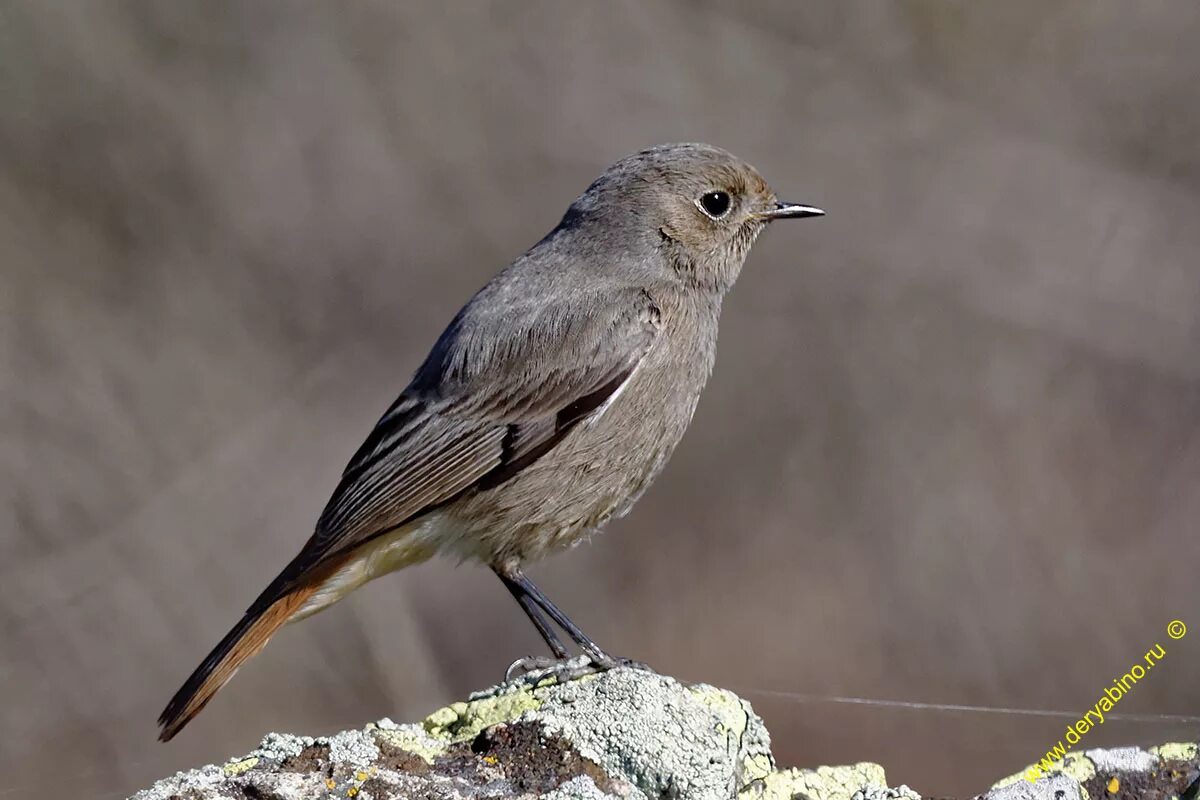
[733,686,1200,724]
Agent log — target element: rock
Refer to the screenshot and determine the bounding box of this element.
[985,742,1200,800]
[131,664,1198,800]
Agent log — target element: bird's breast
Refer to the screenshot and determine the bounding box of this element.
[449,291,721,564]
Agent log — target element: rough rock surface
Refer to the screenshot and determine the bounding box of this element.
[132,666,1197,800]
[984,742,1200,800]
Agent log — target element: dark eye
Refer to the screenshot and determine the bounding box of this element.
[698,190,731,218]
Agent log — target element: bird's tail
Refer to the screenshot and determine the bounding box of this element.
[157,584,319,741]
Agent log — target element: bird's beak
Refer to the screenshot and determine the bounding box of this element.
[754,202,825,221]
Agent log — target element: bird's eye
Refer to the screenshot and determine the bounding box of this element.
[698,190,731,218]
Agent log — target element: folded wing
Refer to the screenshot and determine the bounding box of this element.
[260,286,662,606]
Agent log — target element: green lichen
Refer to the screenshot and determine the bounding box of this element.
[1151,741,1198,762]
[1056,752,1096,784]
[222,756,259,776]
[688,685,748,731]
[741,768,804,800]
[994,749,1097,790]
[374,726,447,764]
[423,688,544,742]
[741,752,774,784]
[742,763,890,800]
[688,683,776,785]
[370,681,547,765]
[422,703,463,734]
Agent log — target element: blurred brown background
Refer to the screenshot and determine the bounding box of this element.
[2,2,1198,797]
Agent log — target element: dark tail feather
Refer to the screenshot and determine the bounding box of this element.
[157,585,318,741]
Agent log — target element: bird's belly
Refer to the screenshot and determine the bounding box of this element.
[291,514,449,620]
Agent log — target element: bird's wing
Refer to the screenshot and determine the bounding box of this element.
[254,286,661,607]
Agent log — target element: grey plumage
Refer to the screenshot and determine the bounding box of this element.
[159,143,822,740]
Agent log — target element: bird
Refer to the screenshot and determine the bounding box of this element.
[158,142,823,741]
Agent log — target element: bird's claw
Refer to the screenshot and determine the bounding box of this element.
[505,655,569,682]
[505,654,595,685]
[583,651,654,672]
[611,656,654,672]
[504,652,654,685]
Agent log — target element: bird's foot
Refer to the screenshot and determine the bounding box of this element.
[505,654,595,685]
[612,655,655,672]
[583,651,654,673]
[505,655,569,682]
[504,652,654,686]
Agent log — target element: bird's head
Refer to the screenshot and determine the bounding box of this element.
[561,143,823,292]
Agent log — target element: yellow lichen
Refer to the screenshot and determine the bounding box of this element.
[996,751,1096,789]
[1059,752,1097,784]
[741,763,890,800]
[372,684,544,765]
[422,704,461,732]
[687,684,782,784]
[422,690,543,742]
[742,752,775,784]
[688,685,748,734]
[222,757,259,777]
[375,728,447,764]
[1151,742,1198,762]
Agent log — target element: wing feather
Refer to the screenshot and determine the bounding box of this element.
[257,286,661,604]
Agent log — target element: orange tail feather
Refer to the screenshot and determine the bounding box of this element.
[157,584,318,741]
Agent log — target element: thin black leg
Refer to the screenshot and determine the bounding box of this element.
[495,568,571,660]
[495,564,614,666]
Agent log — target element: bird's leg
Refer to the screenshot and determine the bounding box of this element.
[493,563,653,683]
[495,565,583,682]
[493,563,618,667]
[496,569,571,660]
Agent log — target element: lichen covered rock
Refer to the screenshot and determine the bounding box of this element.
[130,665,1198,800]
[133,664,901,800]
[986,742,1200,800]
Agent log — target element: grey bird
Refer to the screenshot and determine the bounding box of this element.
[158,143,823,740]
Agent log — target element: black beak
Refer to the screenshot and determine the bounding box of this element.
[756,202,825,221]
